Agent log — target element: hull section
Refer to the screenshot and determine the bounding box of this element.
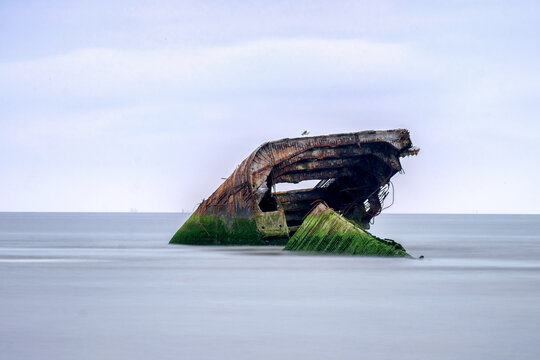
[170,129,418,246]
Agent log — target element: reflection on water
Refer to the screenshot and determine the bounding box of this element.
[0,213,539,360]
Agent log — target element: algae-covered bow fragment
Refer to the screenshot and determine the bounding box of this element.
[284,202,410,257]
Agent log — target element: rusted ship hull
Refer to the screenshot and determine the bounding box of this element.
[170,129,418,246]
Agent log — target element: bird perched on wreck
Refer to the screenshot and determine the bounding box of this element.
[301,130,310,136]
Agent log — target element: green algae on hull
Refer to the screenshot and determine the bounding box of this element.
[284,203,410,257]
[169,214,289,246]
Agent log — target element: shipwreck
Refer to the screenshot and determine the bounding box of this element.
[170,129,419,256]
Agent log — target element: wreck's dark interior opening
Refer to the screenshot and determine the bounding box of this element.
[257,149,397,235]
[258,178,279,212]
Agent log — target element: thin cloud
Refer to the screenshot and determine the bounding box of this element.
[0,38,421,100]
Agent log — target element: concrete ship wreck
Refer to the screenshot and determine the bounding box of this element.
[170,129,419,256]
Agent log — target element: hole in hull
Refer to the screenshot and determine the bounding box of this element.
[272,179,322,193]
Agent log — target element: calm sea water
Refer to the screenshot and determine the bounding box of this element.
[0,213,539,360]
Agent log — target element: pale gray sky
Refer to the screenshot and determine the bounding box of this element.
[1,1,539,213]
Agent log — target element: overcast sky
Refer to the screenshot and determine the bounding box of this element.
[1,1,539,213]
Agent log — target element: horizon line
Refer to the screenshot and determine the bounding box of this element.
[0,211,538,216]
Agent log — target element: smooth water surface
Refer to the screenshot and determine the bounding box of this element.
[1,213,539,360]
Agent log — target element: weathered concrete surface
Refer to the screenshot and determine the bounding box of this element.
[170,129,418,245]
[284,202,410,257]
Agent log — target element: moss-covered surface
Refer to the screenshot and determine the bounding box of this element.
[170,214,288,245]
[284,203,410,257]
[254,211,289,239]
